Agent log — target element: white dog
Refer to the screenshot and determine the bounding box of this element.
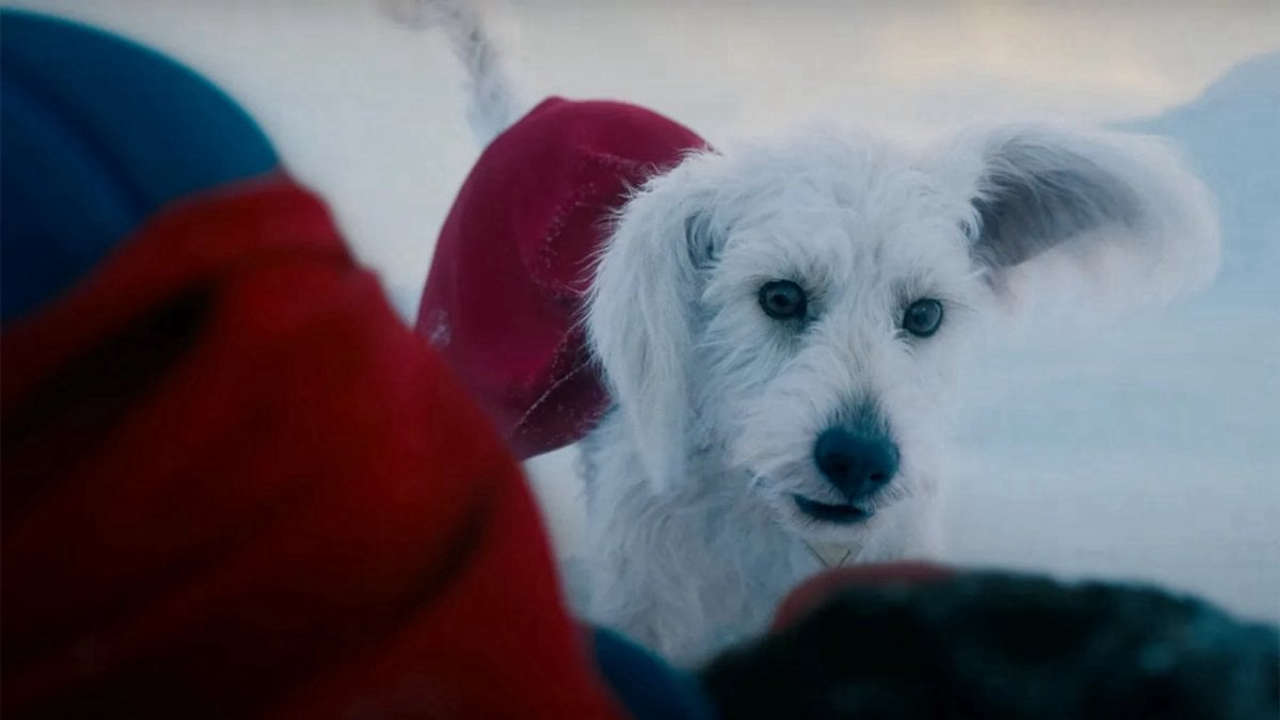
[403,0,1220,665]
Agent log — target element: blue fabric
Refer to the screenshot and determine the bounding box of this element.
[1,10,278,322]
[592,627,718,720]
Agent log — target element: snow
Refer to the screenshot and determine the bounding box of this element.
[14,1,1278,623]
[942,52,1280,622]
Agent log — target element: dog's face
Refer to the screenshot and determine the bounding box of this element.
[694,141,980,544]
[588,125,1217,545]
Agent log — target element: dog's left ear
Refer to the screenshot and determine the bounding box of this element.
[587,155,721,491]
[942,125,1219,311]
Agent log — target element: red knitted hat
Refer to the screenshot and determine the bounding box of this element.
[417,97,706,458]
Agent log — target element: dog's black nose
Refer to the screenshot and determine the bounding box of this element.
[813,427,899,500]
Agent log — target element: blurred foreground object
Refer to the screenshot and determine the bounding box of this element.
[703,566,1279,719]
[1,11,627,718]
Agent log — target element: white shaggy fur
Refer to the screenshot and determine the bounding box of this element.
[382,0,520,143]
[403,0,1220,665]
[582,130,1217,664]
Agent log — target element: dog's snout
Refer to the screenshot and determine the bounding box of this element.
[814,427,899,500]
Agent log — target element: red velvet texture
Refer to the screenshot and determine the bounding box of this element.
[416,97,706,458]
[2,176,626,719]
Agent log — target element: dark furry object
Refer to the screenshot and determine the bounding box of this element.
[700,573,1278,719]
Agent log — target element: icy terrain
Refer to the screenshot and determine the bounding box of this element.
[937,53,1279,622]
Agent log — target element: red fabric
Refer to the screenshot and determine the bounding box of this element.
[2,175,626,719]
[417,97,706,458]
[769,562,955,632]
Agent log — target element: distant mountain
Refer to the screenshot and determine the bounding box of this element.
[1122,51,1279,290]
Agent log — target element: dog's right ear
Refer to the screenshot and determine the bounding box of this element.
[587,156,721,491]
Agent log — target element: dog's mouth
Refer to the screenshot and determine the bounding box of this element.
[792,494,874,524]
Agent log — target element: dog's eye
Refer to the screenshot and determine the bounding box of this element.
[902,298,943,337]
[758,280,807,320]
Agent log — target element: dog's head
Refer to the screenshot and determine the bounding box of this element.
[587,125,1217,544]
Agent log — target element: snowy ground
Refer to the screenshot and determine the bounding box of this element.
[17,1,1278,623]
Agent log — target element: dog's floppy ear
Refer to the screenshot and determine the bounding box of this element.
[587,157,720,491]
[948,126,1219,311]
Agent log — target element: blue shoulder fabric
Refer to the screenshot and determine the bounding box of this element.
[1,10,279,322]
[591,627,719,720]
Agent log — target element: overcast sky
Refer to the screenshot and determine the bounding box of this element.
[14,0,1280,307]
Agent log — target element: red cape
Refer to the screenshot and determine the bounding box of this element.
[2,176,626,719]
[417,97,706,458]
